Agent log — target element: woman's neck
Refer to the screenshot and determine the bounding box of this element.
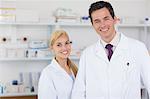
[55,57,67,66]
[55,57,71,74]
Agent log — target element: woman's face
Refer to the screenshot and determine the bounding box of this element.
[51,34,71,60]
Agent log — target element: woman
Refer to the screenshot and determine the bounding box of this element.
[38,30,78,99]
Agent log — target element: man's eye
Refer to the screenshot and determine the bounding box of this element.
[95,21,100,24]
[104,18,110,21]
[104,17,111,21]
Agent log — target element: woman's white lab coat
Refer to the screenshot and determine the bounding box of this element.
[38,58,75,99]
[71,34,150,99]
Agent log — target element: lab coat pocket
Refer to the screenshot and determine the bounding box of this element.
[122,59,137,74]
[121,52,137,73]
[121,60,133,80]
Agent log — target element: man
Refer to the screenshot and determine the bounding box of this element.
[71,1,150,99]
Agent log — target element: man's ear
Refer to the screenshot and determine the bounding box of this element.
[114,16,120,24]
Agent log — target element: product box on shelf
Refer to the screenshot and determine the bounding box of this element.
[0,8,16,22]
[29,40,48,49]
[0,72,40,95]
[25,48,51,58]
[119,16,140,24]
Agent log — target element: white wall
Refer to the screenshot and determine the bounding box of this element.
[15,0,148,21]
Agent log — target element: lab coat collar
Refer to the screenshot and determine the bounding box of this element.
[51,58,75,81]
[51,58,63,71]
[112,33,129,59]
[115,33,128,50]
[94,33,129,62]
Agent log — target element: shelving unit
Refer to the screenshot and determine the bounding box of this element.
[0,21,49,98]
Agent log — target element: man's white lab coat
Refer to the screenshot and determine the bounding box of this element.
[71,34,150,99]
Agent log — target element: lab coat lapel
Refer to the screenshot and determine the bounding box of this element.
[51,58,74,82]
[94,40,109,62]
[111,34,129,60]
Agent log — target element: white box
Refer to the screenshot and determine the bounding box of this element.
[120,17,140,24]
[0,0,16,8]
[0,15,15,22]
[29,40,48,49]
[16,49,25,58]
[26,49,37,58]
[0,48,7,58]
[37,49,51,58]
[0,8,16,15]
[7,49,16,58]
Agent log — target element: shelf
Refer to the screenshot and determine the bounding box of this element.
[54,22,91,26]
[1,22,150,27]
[117,23,146,27]
[0,56,79,61]
[0,92,37,97]
[0,22,91,26]
[0,22,54,26]
[0,57,52,61]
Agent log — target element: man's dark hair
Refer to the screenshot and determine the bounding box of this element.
[89,1,115,24]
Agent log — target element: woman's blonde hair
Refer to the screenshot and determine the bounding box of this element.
[50,30,69,47]
[67,58,78,77]
[50,30,78,77]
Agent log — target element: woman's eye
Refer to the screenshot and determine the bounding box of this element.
[57,44,62,47]
[66,42,70,45]
[66,41,72,45]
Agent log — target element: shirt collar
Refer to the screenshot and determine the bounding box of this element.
[100,32,121,48]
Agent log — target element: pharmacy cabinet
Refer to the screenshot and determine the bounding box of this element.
[0,22,52,97]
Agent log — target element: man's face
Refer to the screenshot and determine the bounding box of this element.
[91,7,117,43]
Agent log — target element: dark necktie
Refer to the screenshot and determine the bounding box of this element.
[105,44,113,61]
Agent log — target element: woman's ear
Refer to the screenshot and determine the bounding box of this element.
[49,46,54,54]
[49,46,53,51]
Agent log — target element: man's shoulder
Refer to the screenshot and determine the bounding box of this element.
[123,35,146,51]
[126,36,145,46]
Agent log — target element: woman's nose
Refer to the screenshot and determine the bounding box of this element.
[61,45,68,50]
